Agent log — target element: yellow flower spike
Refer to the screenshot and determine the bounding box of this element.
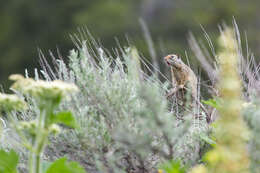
[191,27,250,173]
[216,27,250,172]
[203,27,250,173]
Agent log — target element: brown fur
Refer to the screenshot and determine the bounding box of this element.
[164,54,197,99]
[164,54,213,123]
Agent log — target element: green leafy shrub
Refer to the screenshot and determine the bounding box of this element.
[1,21,260,173]
[31,35,209,172]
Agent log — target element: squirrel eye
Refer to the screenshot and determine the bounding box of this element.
[171,55,177,59]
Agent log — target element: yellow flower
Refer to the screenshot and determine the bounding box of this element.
[158,169,164,173]
[204,150,221,165]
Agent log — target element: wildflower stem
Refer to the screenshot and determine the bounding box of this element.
[33,108,47,173]
[29,150,34,173]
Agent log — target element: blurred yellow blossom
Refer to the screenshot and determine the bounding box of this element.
[202,27,250,173]
[158,169,163,173]
[190,164,207,173]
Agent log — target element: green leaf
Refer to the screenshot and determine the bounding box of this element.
[199,133,216,146]
[51,111,77,128]
[0,149,19,173]
[202,98,221,109]
[159,160,186,173]
[45,157,86,173]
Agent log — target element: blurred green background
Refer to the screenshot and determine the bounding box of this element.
[1,0,259,90]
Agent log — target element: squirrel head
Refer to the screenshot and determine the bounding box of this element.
[164,54,183,68]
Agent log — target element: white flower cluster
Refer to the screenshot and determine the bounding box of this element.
[9,74,79,102]
[0,93,27,111]
[18,120,37,136]
[49,124,61,135]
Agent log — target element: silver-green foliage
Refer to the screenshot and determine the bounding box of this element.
[37,36,209,172]
[243,98,260,173]
[0,32,209,172]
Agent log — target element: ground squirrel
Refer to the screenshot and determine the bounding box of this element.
[164,54,197,100]
[164,54,211,122]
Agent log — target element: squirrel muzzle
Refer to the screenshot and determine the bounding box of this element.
[164,54,178,66]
